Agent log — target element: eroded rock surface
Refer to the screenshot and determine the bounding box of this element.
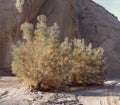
[75,0,120,78]
[0,0,120,77]
[0,0,18,68]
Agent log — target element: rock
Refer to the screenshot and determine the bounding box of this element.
[75,0,120,78]
[0,0,120,77]
[0,0,18,68]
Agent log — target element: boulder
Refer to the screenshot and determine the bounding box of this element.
[0,0,18,68]
[75,0,120,77]
[0,0,120,78]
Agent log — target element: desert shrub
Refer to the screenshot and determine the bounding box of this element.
[71,39,106,86]
[11,15,106,91]
[11,15,72,91]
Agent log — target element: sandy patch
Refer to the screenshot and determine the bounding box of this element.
[0,76,120,105]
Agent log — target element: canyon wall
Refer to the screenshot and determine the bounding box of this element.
[0,0,120,77]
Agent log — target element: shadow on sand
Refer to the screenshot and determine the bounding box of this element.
[42,79,120,97]
[0,68,15,76]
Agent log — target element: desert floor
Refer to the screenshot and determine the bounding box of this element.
[0,70,120,105]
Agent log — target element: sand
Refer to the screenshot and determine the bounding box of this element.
[0,76,120,105]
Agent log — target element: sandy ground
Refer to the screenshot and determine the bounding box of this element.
[0,72,120,105]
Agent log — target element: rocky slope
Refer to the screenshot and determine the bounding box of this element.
[0,0,120,77]
[75,0,120,78]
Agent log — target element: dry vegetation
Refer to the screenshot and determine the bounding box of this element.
[11,15,106,91]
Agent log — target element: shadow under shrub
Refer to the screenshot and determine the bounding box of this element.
[11,15,106,91]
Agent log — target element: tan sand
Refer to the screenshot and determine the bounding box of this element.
[0,76,120,105]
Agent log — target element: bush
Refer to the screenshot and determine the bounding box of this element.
[71,39,106,86]
[11,15,106,91]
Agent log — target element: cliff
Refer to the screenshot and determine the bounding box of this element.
[0,0,120,78]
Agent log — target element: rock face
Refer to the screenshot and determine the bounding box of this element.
[0,0,120,78]
[75,0,120,78]
[0,0,18,68]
